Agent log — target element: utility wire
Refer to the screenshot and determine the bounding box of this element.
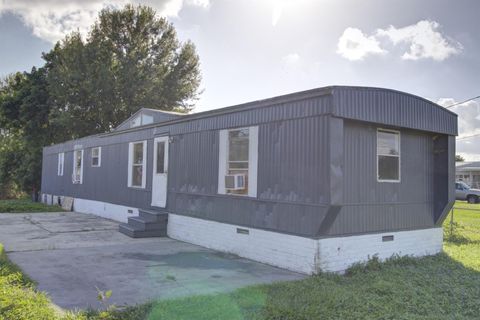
[457,133,480,141]
[439,95,480,140]
[445,95,480,109]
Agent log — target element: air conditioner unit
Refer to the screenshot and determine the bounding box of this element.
[225,174,246,190]
[71,173,80,184]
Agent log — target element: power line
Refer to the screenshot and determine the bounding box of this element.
[457,133,480,141]
[445,95,480,109]
[447,95,480,140]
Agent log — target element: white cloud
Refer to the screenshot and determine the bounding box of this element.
[282,53,300,65]
[377,20,462,61]
[186,0,210,8]
[337,20,461,62]
[336,27,386,61]
[437,98,480,160]
[0,0,210,43]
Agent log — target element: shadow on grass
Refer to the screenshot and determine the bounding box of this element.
[444,233,480,245]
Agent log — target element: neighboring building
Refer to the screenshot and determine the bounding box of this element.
[456,161,480,188]
[40,86,457,274]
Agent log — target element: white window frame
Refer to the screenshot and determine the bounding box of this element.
[377,128,401,183]
[91,147,101,167]
[57,152,64,176]
[72,149,84,184]
[218,126,258,197]
[128,141,147,188]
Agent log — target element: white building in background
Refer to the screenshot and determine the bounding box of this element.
[456,161,480,188]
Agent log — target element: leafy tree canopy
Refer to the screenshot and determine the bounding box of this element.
[0,4,202,196]
[44,4,201,138]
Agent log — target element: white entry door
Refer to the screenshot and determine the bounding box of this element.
[151,136,169,207]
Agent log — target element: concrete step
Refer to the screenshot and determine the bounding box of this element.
[119,223,166,238]
[127,216,166,231]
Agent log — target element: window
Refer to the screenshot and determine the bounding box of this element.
[156,141,166,174]
[91,147,101,167]
[377,129,400,182]
[57,153,64,176]
[131,114,153,128]
[218,126,258,196]
[128,141,147,188]
[72,149,83,184]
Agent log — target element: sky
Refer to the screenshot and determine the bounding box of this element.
[0,0,480,159]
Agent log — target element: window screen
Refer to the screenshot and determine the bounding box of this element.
[377,130,400,182]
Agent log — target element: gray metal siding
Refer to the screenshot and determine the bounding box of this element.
[42,114,333,236]
[43,95,333,155]
[326,120,435,235]
[170,192,329,236]
[43,139,154,209]
[165,115,331,236]
[332,87,457,136]
[257,116,330,204]
[41,86,457,237]
[168,130,219,195]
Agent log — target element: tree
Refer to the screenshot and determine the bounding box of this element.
[44,4,202,138]
[0,4,202,197]
[456,155,465,162]
[0,68,54,197]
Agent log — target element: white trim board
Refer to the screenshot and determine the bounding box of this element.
[128,140,147,188]
[57,153,64,176]
[167,214,443,274]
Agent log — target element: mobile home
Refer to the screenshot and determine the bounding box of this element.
[41,86,457,274]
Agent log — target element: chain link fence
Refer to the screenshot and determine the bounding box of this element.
[446,205,480,242]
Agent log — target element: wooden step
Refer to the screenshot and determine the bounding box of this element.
[127,216,166,231]
[119,223,166,238]
[138,209,168,222]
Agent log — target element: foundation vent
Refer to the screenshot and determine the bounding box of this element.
[382,235,394,242]
[237,228,249,235]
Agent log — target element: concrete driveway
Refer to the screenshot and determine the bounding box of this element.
[0,212,304,310]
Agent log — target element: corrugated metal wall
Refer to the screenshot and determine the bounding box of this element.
[325,120,435,235]
[41,86,456,237]
[41,97,333,236]
[332,87,457,135]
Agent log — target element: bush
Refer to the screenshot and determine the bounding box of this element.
[0,198,63,213]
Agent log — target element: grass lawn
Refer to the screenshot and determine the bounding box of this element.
[0,201,479,319]
[0,198,64,213]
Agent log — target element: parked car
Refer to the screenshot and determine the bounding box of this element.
[455,181,480,203]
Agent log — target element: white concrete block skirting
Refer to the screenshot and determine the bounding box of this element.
[167,214,444,274]
[73,198,139,223]
[40,195,443,274]
[41,194,138,223]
